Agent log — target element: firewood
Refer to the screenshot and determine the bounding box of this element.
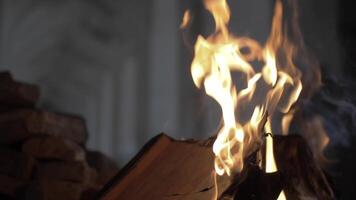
[22,137,86,161]
[21,180,84,200]
[0,148,35,180]
[0,174,25,198]
[0,71,40,107]
[0,109,87,144]
[220,135,335,200]
[273,135,335,200]
[98,133,231,200]
[98,133,335,200]
[36,161,96,185]
[86,150,119,186]
[219,155,283,200]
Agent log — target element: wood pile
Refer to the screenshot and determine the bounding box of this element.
[0,72,118,200]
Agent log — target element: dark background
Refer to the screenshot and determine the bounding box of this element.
[0,0,355,198]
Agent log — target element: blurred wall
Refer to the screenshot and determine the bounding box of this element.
[0,0,152,165]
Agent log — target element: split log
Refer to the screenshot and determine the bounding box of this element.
[36,161,96,185]
[0,148,35,180]
[99,133,231,200]
[98,133,335,200]
[0,109,87,144]
[22,137,85,161]
[0,71,40,107]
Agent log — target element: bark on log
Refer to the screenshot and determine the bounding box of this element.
[0,109,87,144]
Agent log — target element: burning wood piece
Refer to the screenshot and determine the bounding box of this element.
[273,135,335,200]
[0,71,40,108]
[220,152,283,200]
[98,134,231,200]
[0,109,87,144]
[220,134,335,200]
[98,133,334,200]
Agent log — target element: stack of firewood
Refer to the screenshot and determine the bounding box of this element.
[0,72,118,200]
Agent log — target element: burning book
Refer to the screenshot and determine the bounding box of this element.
[99,0,335,199]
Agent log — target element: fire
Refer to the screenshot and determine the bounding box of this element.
[183,0,309,199]
[265,118,286,200]
[180,10,191,29]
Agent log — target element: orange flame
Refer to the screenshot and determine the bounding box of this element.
[183,0,317,199]
[180,10,191,29]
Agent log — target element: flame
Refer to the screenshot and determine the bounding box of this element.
[184,0,313,198]
[180,10,191,29]
[265,119,277,173]
[281,111,295,135]
[265,119,286,200]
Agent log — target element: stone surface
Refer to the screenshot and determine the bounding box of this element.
[0,109,87,144]
[23,137,85,161]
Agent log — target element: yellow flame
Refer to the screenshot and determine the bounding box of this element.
[180,10,191,29]
[265,119,287,200]
[282,111,295,135]
[265,119,277,173]
[185,0,312,198]
[204,0,230,38]
[277,191,287,200]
